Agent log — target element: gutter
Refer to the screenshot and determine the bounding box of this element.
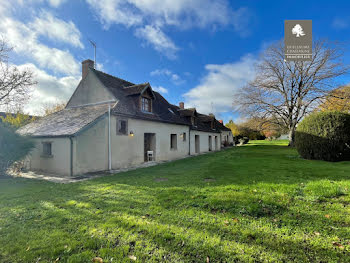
[188,126,191,155]
[108,104,112,172]
[69,136,74,177]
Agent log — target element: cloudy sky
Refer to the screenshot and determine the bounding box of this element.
[1,0,350,121]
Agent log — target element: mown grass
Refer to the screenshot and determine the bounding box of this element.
[0,140,349,262]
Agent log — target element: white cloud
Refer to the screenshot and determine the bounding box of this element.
[86,0,143,28]
[87,0,232,28]
[16,63,79,115]
[31,10,84,48]
[86,0,251,57]
[135,25,178,59]
[2,0,67,9]
[152,85,168,94]
[48,0,67,7]
[150,68,183,84]
[184,55,256,115]
[0,16,80,75]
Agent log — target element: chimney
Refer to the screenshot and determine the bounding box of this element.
[219,120,223,124]
[179,102,184,109]
[209,113,215,118]
[82,59,94,79]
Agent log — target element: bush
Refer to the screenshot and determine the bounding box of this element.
[0,123,34,176]
[295,111,350,162]
[222,140,229,147]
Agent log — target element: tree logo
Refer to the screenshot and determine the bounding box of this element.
[292,24,306,37]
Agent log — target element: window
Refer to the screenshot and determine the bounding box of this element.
[182,132,186,141]
[141,97,151,112]
[42,142,52,157]
[170,134,177,150]
[117,119,128,135]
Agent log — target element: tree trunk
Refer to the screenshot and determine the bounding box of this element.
[288,127,296,147]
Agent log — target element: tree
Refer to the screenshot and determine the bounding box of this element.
[225,120,240,136]
[235,40,349,146]
[0,123,34,176]
[318,85,350,112]
[42,101,66,116]
[0,112,36,129]
[0,38,36,108]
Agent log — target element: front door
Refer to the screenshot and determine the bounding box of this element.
[144,133,156,161]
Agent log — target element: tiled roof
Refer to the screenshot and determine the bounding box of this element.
[216,120,231,131]
[17,104,110,137]
[92,69,227,133]
[178,108,196,117]
[123,83,150,96]
[198,113,215,122]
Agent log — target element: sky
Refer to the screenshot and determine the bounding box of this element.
[1,0,350,122]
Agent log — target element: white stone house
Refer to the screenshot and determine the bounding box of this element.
[19,60,234,177]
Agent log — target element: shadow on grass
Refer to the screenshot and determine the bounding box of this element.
[1,179,348,262]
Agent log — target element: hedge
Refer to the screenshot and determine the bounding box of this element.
[295,111,350,162]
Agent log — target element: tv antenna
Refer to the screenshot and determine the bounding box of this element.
[89,39,96,69]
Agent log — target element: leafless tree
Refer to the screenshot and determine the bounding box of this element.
[0,38,36,110]
[235,40,349,146]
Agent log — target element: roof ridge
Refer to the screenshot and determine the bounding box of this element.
[92,68,135,86]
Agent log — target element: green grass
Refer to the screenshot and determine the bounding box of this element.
[0,140,350,262]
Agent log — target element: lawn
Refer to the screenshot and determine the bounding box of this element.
[0,140,349,262]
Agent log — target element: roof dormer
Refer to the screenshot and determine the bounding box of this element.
[123,83,155,113]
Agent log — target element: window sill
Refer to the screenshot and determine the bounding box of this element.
[41,154,53,158]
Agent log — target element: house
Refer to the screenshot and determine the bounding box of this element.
[18,59,234,177]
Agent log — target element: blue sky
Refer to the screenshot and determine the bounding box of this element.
[1,0,350,122]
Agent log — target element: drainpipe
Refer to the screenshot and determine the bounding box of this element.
[188,126,191,155]
[69,136,73,177]
[108,104,112,172]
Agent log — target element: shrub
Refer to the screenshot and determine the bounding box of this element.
[0,123,34,176]
[222,141,229,147]
[234,135,242,145]
[295,111,350,161]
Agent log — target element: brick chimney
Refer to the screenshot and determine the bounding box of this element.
[82,59,94,79]
[219,120,223,124]
[179,102,184,109]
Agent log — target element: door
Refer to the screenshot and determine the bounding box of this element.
[144,133,156,161]
[208,136,212,151]
[195,135,200,153]
[215,136,218,150]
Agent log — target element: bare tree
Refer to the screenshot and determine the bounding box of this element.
[235,40,349,146]
[0,38,36,109]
